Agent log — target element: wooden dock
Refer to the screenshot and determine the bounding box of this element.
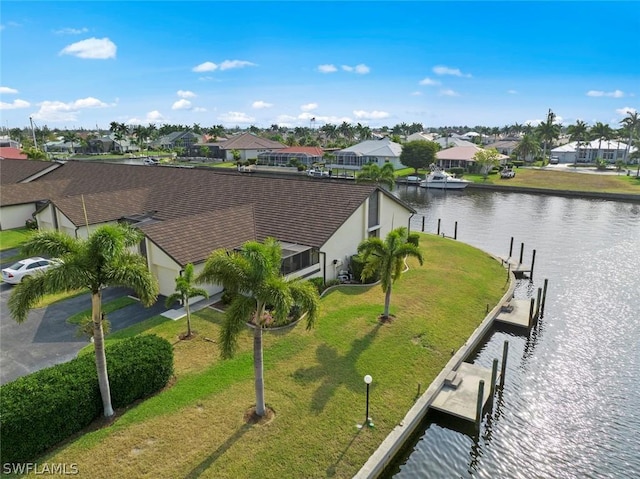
[501,258,531,278]
[430,363,496,422]
[495,299,532,328]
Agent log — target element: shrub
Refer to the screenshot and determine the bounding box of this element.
[512,160,524,167]
[350,254,379,284]
[25,218,38,230]
[221,289,236,305]
[297,164,306,171]
[308,277,325,294]
[0,335,173,464]
[247,158,257,165]
[449,167,464,178]
[408,232,420,247]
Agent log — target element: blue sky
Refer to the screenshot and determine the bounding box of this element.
[1,1,638,131]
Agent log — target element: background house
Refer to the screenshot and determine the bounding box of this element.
[435,145,509,169]
[257,146,324,167]
[330,138,403,170]
[217,132,286,161]
[550,139,636,164]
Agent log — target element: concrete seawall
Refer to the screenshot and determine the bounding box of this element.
[354,256,516,479]
[467,182,640,203]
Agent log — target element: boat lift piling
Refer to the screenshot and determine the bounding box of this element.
[475,380,485,431]
[499,341,509,389]
[509,236,514,258]
[454,221,458,240]
[528,298,536,327]
[535,287,542,320]
[541,279,549,317]
[437,218,441,235]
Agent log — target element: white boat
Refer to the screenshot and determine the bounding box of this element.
[419,168,470,189]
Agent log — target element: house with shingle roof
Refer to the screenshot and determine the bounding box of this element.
[257,146,324,167]
[436,145,509,169]
[330,138,403,170]
[217,132,286,162]
[0,159,414,297]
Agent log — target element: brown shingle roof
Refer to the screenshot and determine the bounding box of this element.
[139,206,257,265]
[0,158,59,184]
[219,132,285,150]
[1,160,413,260]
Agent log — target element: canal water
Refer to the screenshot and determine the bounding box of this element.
[387,187,640,479]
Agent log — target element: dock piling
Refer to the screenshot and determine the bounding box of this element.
[519,242,524,265]
[437,218,441,236]
[454,221,458,240]
[475,380,485,431]
[528,298,535,327]
[499,341,509,388]
[490,359,498,397]
[509,237,514,258]
[507,263,511,281]
[422,216,425,232]
[530,249,537,280]
[541,279,549,316]
[535,287,542,320]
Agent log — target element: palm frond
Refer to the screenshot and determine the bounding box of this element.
[220,295,255,359]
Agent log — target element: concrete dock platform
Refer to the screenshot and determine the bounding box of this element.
[429,362,495,422]
[495,299,532,328]
[500,258,531,277]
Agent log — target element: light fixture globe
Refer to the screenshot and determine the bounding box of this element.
[364,374,372,384]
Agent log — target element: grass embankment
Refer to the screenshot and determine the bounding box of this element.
[466,168,640,195]
[23,234,507,479]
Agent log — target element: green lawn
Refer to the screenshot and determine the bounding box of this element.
[27,234,508,479]
[0,227,34,251]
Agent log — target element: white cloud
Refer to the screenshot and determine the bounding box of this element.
[54,27,89,35]
[0,99,30,110]
[219,60,256,70]
[301,103,318,111]
[177,90,196,98]
[616,107,637,116]
[419,77,440,86]
[342,64,370,74]
[525,119,543,126]
[193,107,207,112]
[433,65,472,78]
[439,89,460,97]
[507,89,518,94]
[193,62,218,72]
[586,90,624,98]
[252,100,273,109]
[0,86,19,94]
[127,110,166,125]
[411,91,423,96]
[172,99,192,110]
[275,113,352,127]
[59,37,116,59]
[318,64,337,73]
[353,110,389,120]
[30,97,110,121]
[218,111,255,124]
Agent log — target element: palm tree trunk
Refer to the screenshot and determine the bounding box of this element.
[92,291,114,417]
[383,287,392,318]
[254,301,266,416]
[185,298,192,337]
[253,324,266,416]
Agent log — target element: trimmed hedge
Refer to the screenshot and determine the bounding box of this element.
[0,334,173,465]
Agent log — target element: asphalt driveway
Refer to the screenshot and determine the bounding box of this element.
[0,283,167,385]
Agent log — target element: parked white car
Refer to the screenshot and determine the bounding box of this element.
[1,257,58,285]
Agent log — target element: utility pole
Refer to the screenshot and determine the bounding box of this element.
[29,116,38,150]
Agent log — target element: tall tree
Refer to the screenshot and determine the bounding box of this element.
[165,263,209,339]
[567,120,589,165]
[590,122,615,158]
[619,111,639,165]
[8,224,159,417]
[536,112,561,164]
[196,238,320,417]
[356,162,396,190]
[62,131,79,155]
[514,134,540,163]
[400,140,439,173]
[473,148,502,179]
[357,227,423,320]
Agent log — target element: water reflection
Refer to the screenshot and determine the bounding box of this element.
[389,190,640,479]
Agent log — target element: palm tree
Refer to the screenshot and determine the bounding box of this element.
[8,224,159,417]
[357,227,423,320]
[536,119,560,163]
[165,263,209,339]
[567,120,589,165]
[620,111,639,165]
[197,238,320,417]
[62,131,79,155]
[356,162,395,190]
[513,134,540,163]
[590,122,615,159]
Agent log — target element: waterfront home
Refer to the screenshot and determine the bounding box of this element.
[435,145,509,169]
[215,132,286,162]
[257,146,324,168]
[330,138,403,171]
[0,159,414,297]
[550,139,637,164]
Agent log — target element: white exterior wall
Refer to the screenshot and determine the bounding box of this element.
[0,204,35,230]
[379,193,413,236]
[322,202,368,280]
[145,239,223,298]
[35,204,56,231]
[56,211,77,238]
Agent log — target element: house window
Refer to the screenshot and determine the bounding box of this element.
[603,150,614,160]
[281,248,319,275]
[368,191,379,229]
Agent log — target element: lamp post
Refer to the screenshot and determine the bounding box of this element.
[364,374,372,427]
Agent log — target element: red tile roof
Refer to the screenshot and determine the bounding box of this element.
[0,147,28,160]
